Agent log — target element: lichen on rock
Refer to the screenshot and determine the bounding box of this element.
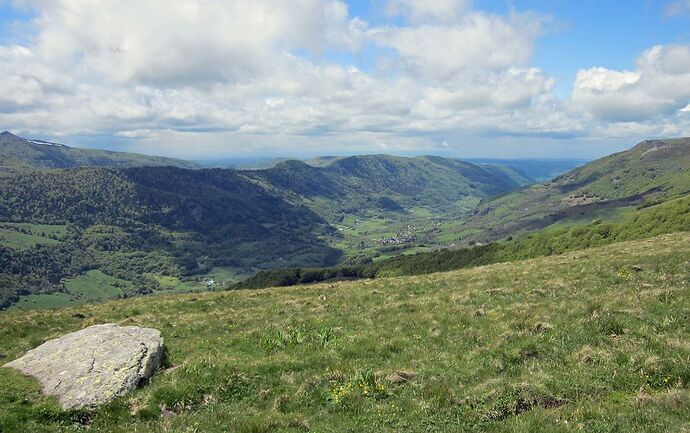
[3,323,164,409]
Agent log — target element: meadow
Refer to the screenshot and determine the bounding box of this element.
[1,232,689,432]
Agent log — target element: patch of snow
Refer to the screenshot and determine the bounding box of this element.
[25,139,67,147]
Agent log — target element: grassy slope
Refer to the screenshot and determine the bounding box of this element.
[0,222,66,250]
[9,270,130,311]
[0,131,199,174]
[440,137,690,245]
[1,232,689,432]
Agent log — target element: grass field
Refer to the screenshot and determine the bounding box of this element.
[547,206,637,228]
[153,267,252,294]
[2,222,68,238]
[10,270,128,311]
[0,222,67,250]
[9,266,251,312]
[1,232,689,432]
[371,246,433,263]
[0,228,60,249]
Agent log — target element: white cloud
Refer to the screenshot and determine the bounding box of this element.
[572,45,690,122]
[23,0,365,86]
[0,1,687,158]
[371,13,543,80]
[0,0,568,156]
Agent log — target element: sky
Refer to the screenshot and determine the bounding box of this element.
[1,0,690,160]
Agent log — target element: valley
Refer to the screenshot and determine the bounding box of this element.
[0,134,541,310]
[1,133,688,311]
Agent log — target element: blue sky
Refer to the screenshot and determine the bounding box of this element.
[1,0,690,160]
[341,0,690,96]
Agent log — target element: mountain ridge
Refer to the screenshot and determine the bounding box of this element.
[436,136,690,245]
[0,131,200,174]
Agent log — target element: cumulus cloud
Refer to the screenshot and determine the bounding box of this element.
[371,13,543,81]
[0,0,569,155]
[0,0,686,157]
[572,45,690,122]
[22,0,364,86]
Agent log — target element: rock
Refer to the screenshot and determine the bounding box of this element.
[3,323,164,409]
[387,371,416,384]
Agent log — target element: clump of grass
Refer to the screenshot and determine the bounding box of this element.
[260,325,336,351]
[260,326,305,351]
[481,385,567,422]
[329,368,388,404]
[316,326,334,348]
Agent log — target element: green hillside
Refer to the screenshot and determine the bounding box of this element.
[437,137,690,245]
[0,152,533,310]
[2,232,689,432]
[1,136,687,310]
[248,155,530,215]
[245,155,531,258]
[0,131,199,174]
[236,192,690,289]
[0,167,339,309]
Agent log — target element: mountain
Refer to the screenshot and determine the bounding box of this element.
[243,155,532,260]
[5,136,686,309]
[305,155,535,188]
[0,153,531,309]
[248,155,531,217]
[0,166,340,308]
[437,137,690,245]
[0,131,199,174]
[311,155,577,183]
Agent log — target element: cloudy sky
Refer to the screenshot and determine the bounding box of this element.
[1,0,690,160]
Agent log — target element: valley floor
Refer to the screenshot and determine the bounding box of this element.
[1,232,690,432]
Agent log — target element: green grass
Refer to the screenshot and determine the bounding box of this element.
[0,222,66,249]
[0,228,60,249]
[9,270,128,311]
[371,246,433,263]
[1,232,689,432]
[63,270,128,302]
[3,222,68,238]
[7,292,76,310]
[151,267,250,294]
[203,267,252,285]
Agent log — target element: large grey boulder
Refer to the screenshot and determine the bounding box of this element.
[3,323,164,409]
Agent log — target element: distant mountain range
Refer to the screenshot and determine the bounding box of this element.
[0,133,537,308]
[201,154,584,182]
[0,131,200,174]
[245,155,532,217]
[1,131,687,310]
